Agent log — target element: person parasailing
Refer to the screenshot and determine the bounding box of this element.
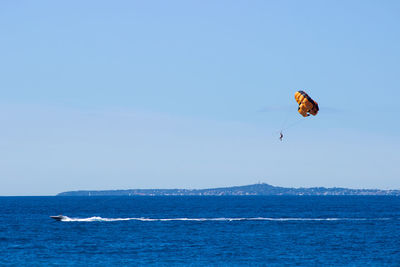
[278,90,319,141]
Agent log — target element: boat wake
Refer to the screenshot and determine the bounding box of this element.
[56,216,391,222]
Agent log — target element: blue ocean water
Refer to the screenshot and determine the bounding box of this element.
[1,196,399,266]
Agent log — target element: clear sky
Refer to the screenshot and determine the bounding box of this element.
[1,0,399,195]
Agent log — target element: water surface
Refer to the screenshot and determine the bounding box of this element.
[1,196,399,265]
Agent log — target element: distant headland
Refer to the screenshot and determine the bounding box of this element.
[57,183,400,196]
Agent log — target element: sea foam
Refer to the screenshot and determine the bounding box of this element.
[58,216,391,222]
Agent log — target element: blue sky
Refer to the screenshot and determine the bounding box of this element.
[0,1,399,195]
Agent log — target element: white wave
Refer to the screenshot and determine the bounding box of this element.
[58,216,391,222]
[61,216,133,222]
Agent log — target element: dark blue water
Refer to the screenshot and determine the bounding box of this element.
[1,196,400,265]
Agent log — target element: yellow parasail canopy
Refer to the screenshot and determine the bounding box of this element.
[294,91,319,117]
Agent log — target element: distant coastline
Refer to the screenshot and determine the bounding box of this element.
[57,183,400,196]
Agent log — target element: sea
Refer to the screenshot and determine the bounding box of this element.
[1,196,399,266]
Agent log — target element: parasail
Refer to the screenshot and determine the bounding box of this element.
[294,91,319,117]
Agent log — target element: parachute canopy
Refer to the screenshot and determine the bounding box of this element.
[294,91,319,117]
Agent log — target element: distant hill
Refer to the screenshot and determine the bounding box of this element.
[57,183,400,196]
